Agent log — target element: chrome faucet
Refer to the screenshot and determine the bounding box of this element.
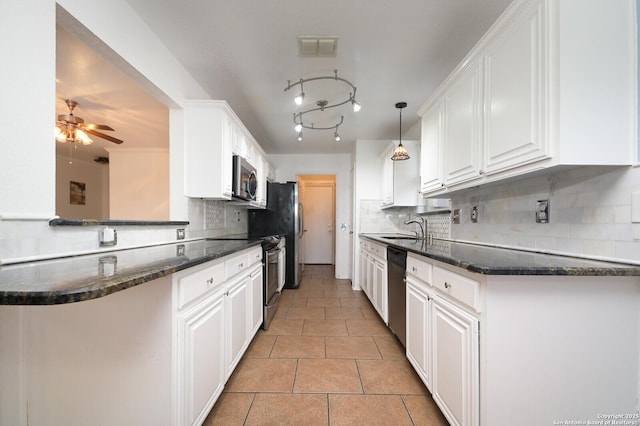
[404,213,426,240]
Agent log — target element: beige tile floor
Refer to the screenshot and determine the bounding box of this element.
[203,264,449,426]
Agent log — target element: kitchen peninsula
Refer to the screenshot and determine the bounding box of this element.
[0,238,264,425]
[360,234,640,426]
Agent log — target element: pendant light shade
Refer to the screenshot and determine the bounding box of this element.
[391,101,410,161]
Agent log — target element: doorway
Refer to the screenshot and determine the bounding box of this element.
[298,175,336,265]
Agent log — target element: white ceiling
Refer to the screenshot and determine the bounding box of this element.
[56,26,169,163]
[57,0,513,158]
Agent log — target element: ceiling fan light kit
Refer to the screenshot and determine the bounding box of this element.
[55,99,124,146]
[284,69,360,142]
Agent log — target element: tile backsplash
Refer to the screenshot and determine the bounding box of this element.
[448,165,640,264]
[358,200,451,240]
[0,199,250,264]
[359,165,640,265]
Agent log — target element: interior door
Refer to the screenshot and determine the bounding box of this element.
[302,184,335,264]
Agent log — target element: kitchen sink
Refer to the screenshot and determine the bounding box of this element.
[378,234,421,240]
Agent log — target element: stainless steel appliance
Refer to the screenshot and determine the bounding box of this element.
[387,246,407,347]
[248,181,303,289]
[262,236,284,330]
[231,155,257,201]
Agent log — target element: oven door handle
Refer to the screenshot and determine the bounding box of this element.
[267,247,281,256]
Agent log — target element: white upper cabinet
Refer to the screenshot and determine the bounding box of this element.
[184,100,234,199]
[185,99,270,206]
[380,140,424,208]
[443,59,483,186]
[419,0,636,196]
[420,101,444,193]
[482,0,549,174]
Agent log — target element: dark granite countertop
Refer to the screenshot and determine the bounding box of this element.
[0,239,262,305]
[360,234,640,276]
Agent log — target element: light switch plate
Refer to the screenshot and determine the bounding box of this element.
[452,209,461,224]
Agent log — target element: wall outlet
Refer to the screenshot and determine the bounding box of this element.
[99,227,117,247]
[536,200,550,223]
[176,228,185,240]
[235,210,241,222]
[471,206,478,223]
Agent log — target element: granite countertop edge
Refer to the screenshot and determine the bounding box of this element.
[0,239,263,306]
[360,234,640,277]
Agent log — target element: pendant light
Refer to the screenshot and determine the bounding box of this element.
[391,101,410,161]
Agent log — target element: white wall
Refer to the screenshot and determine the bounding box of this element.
[0,0,210,262]
[108,149,169,220]
[269,153,353,279]
[56,155,109,219]
[0,0,56,219]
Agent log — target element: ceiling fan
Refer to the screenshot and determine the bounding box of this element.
[55,99,123,145]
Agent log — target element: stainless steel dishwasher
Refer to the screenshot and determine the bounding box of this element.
[387,246,407,347]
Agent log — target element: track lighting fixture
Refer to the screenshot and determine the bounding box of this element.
[285,70,360,142]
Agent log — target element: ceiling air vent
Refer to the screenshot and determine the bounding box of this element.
[297,36,338,57]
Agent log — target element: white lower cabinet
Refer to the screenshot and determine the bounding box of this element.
[225,274,249,379]
[431,295,479,426]
[176,288,225,426]
[174,246,263,426]
[406,252,479,426]
[406,277,432,391]
[359,240,388,324]
[250,264,264,336]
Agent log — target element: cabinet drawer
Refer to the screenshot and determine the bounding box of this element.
[178,261,225,309]
[225,252,250,278]
[432,265,480,312]
[368,242,387,260]
[407,254,432,284]
[248,247,262,265]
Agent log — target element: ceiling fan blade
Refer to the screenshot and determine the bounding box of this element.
[82,123,115,131]
[83,128,124,144]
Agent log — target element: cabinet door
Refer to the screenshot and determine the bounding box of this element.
[177,290,225,426]
[249,266,263,336]
[483,1,549,174]
[432,296,479,426]
[443,60,483,186]
[420,102,444,193]
[406,278,431,391]
[226,276,249,378]
[185,100,233,200]
[358,249,366,293]
[373,258,387,323]
[364,253,374,300]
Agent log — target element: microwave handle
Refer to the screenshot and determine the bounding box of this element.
[247,171,257,199]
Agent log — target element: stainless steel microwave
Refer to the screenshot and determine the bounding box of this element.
[232,155,257,201]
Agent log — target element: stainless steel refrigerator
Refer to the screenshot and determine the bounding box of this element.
[248,181,303,289]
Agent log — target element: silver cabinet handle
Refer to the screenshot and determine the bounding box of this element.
[444,282,451,289]
[412,266,417,272]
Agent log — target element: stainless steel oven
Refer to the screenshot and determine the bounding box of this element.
[262,236,284,330]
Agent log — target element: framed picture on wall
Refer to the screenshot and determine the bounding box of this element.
[70,181,86,205]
